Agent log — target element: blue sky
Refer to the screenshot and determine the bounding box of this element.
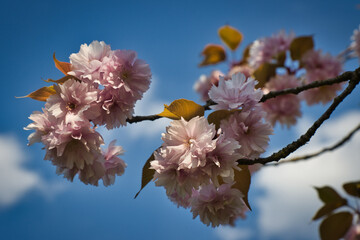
[0,1,359,239]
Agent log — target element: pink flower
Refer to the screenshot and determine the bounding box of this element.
[228,65,254,78]
[194,70,224,102]
[45,79,100,124]
[301,50,343,105]
[160,116,217,169]
[350,25,360,58]
[24,109,58,146]
[151,149,210,197]
[249,31,294,69]
[101,140,126,186]
[69,40,111,84]
[56,156,106,186]
[261,74,302,127]
[43,119,104,170]
[220,107,273,158]
[204,134,242,185]
[168,191,192,209]
[190,183,246,227]
[99,50,152,100]
[92,87,135,129]
[209,73,263,111]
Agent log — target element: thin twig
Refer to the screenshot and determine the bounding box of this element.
[237,68,360,165]
[267,123,360,166]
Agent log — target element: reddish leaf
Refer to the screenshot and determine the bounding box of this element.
[343,181,360,198]
[207,109,241,130]
[312,201,347,220]
[218,25,243,51]
[158,99,204,121]
[252,63,277,88]
[16,86,56,102]
[134,153,156,199]
[44,75,80,84]
[290,36,314,61]
[199,44,226,66]
[53,53,71,75]
[319,212,353,240]
[232,166,252,211]
[314,186,346,204]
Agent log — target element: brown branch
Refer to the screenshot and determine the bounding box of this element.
[267,123,360,166]
[237,68,360,165]
[126,69,356,124]
[127,114,162,124]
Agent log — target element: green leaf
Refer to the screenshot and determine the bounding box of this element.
[134,153,156,199]
[218,25,243,51]
[199,44,226,66]
[252,63,277,88]
[232,166,252,211]
[314,186,346,204]
[343,181,360,198]
[312,201,347,220]
[207,109,241,130]
[53,53,72,75]
[289,36,314,61]
[319,212,353,240]
[157,99,204,121]
[16,86,56,102]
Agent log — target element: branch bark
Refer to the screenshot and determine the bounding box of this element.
[237,68,360,165]
[267,123,360,166]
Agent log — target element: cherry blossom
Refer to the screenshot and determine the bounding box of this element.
[45,79,100,124]
[301,49,343,105]
[208,73,262,111]
[262,74,302,127]
[102,140,127,186]
[69,40,111,84]
[248,30,294,69]
[190,183,246,227]
[220,107,273,158]
[194,70,224,102]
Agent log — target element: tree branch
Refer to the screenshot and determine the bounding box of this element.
[237,68,360,165]
[267,123,360,166]
[126,69,357,124]
[260,70,354,102]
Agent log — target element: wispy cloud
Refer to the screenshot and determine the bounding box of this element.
[254,111,360,239]
[0,135,65,207]
[215,226,253,240]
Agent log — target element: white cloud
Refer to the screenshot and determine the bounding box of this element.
[0,135,65,207]
[254,111,360,239]
[215,226,253,240]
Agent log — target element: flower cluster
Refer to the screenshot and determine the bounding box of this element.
[261,74,302,127]
[194,30,345,128]
[248,30,294,69]
[152,73,272,227]
[301,49,343,105]
[25,41,152,185]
